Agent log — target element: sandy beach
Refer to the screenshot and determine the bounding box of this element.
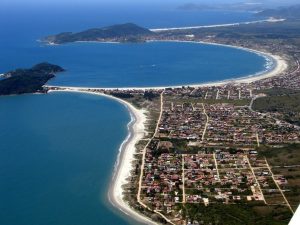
[48,89,157,225]
[45,40,289,225]
[46,40,288,91]
[150,17,285,32]
[145,40,288,87]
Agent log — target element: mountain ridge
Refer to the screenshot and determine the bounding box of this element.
[42,23,154,44]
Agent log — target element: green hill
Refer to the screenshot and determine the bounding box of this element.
[0,63,64,95]
[43,23,154,44]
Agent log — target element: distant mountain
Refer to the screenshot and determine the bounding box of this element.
[256,5,300,19]
[0,63,64,95]
[42,23,154,44]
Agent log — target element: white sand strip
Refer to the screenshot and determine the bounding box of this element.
[45,40,288,91]
[44,39,288,224]
[150,18,285,32]
[48,89,157,225]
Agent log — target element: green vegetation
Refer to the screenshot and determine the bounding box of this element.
[258,143,300,169]
[258,144,300,211]
[255,88,300,96]
[164,19,300,40]
[143,91,160,101]
[110,92,160,109]
[253,88,300,126]
[43,23,154,44]
[0,63,64,95]
[180,203,292,225]
[111,92,134,98]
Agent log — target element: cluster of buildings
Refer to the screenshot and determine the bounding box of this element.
[185,153,241,203]
[164,85,253,101]
[140,144,290,222]
[206,104,299,145]
[204,104,259,146]
[137,92,298,222]
[158,102,206,140]
[157,99,299,147]
[190,85,253,100]
[134,29,300,223]
[141,140,183,218]
[44,45,300,223]
[184,151,265,204]
[252,58,300,90]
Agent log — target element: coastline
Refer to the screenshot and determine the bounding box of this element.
[48,89,157,225]
[46,40,288,91]
[44,40,288,225]
[41,17,285,46]
[150,17,285,32]
[146,40,288,87]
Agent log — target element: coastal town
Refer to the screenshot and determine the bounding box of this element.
[2,0,300,225]
[46,47,300,223]
[37,7,300,225]
[136,91,299,224]
[44,22,300,222]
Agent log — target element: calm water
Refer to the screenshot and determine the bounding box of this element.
[0,4,262,45]
[0,4,269,225]
[0,92,134,225]
[0,41,269,88]
[0,4,268,88]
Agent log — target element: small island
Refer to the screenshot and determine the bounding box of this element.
[0,63,64,96]
[42,23,155,44]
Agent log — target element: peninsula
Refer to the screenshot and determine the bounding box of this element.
[42,23,155,44]
[0,63,64,95]
[47,12,300,225]
[25,5,300,224]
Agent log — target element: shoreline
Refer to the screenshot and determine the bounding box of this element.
[146,40,287,86]
[46,40,288,91]
[150,17,285,32]
[41,17,285,46]
[48,89,157,225]
[44,40,288,225]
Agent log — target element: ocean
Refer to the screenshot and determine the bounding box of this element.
[0,92,135,225]
[0,4,269,225]
[0,41,269,88]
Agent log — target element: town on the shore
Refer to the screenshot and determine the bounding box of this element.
[46,34,300,224]
[42,7,300,225]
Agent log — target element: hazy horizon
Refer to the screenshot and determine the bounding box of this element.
[1,0,299,8]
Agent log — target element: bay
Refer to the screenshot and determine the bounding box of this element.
[0,92,134,225]
[0,4,270,225]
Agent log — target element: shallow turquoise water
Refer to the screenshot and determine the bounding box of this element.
[0,92,135,225]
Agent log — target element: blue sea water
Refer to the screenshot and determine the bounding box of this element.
[0,4,262,45]
[0,3,270,225]
[0,92,134,225]
[0,41,268,88]
[0,5,268,87]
